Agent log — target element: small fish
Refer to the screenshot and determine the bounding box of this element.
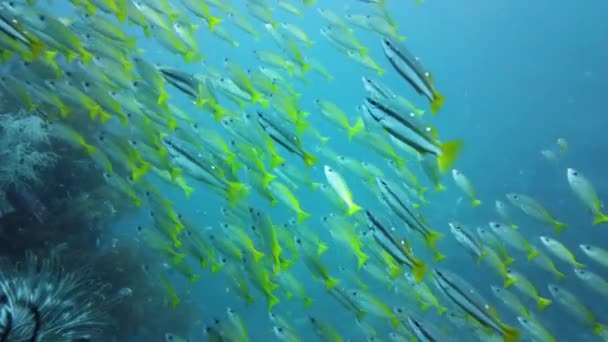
[381,37,445,114]
[491,285,530,318]
[165,333,189,342]
[507,269,552,311]
[539,236,584,268]
[579,244,608,268]
[452,169,481,207]
[489,222,539,261]
[324,165,362,216]
[573,268,608,299]
[567,168,608,225]
[449,222,485,261]
[547,283,605,335]
[506,193,566,232]
[495,200,518,229]
[517,315,556,342]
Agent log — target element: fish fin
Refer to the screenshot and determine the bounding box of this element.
[412,258,427,282]
[425,230,444,248]
[356,251,369,270]
[252,249,265,263]
[504,256,516,266]
[435,183,446,191]
[574,261,585,268]
[527,249,539,261]
[302,151,318,167]
[324,276,339,290]
[346,203,362,216]
[434,251,446,262]
[347,118,365,140]
[246,294,255,305]
[511,224,519,229]
[593,323,605,335]
[297,210,310,223]
[437,305,447,315]
[500,324,520,342]
[157,89,169,105]
[503,276,517,288]
[536,297,551,311]
[471,199,482,207]
[304,297,314,308]
[555,270,566,280]
[295,119,309,134]
[592,212,608,225]
[285,291,293,300]
[437,140,463,173]
[268,294,280,311]
[430,90,445,114]
[208,16,223,31]
[552,221,567,233]
[269,151,285,169]
[125,37,137,50]
[184,51,203,63]
[226,182,249,205]
[420,301,431,311]
[317,242,328,256]
[28,38,45,60]
[189,274,201,283]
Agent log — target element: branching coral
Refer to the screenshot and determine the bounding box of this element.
[0,112,58,190]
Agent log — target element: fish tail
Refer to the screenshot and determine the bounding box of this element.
[503,275,517,288]
[437,140,463,173]
[324,276,339,290]
[536,297,552,311]
[143,25,152,37]
[412,258,427,282]
[189,274,201,283]
[527,248,540,261]
[347,203,362,216]
[0,50,13,63]
[80,49,93,64]
[347,118,365,140]
[554,269,566,280]
[125,37,137,50]
[376,67,385,76]
[252,249,265,263]
[116,10,128,23]
[511,224,519,229]
[434,251,446,262]
[262,172,277,188]
[574,261,585,268]
[208,16,223,31]
[437,305,447,315]
[317,242,328,256]
[81,142,97,156]
[172,252,186,265]
[504,255,516,266]
[246,294,255,305]
[211,260,223,273]
[132,162,151,182]
[356,251,369,270]
[388,264,403,279]
[390,314,400,328]
[226,181,249,205]
[304,297,314,308]
[296,209,310,223]
[180,182,195,198]
[552,220,567,233]
[268,149,285,169]
[425,229,444,248]
[184,51,203,63]
[295,118,309,134]
[593,212,608,225]
[435,183,446,191]
[430,90,445,114]
[471,198,482,207]
[267,294,280,311]
[157,89,169,105]
[302,151,318,168]
[301,62,311,73]
[419,301,431,311]
[593,323,606,335]
[500,324,520,342]
[27,38,45,60]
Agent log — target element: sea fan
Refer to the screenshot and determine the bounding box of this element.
[0,245,113,341]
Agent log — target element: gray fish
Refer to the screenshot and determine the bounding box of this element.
[381,37,445,114]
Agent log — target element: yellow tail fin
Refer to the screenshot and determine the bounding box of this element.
[472,199,482,207]
[297,210,310,223]
[324,276,339,290]
[347,118,365,140]
[208,16,222,31]
[347,203,362,216]
[430,91,445,115]
[552,220,567,233]
[537,297,552,311]
[593,212,608,225]
[437,140,463,173]
[226,182,249,205]
[412,258,427,282]
[302,151,318,167]
[500,324,520,342]
[527,249,539,261]
[425,229,444,248]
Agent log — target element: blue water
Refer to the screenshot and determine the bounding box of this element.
[27,0,608,340]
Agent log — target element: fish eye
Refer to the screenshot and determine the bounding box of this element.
[494,223,500,228]
[573,171,578,176]
[513,195,519,199]
[277,327,283,333]
[584,245,591,250]
[136,226,142,232]
[38,14,45,21]
[352,291,358,296]
[396,308,403,313]
[166,335,174,341]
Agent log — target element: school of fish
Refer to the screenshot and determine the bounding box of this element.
[1,0,607,341]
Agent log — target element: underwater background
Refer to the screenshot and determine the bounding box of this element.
[1,0,608,341]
